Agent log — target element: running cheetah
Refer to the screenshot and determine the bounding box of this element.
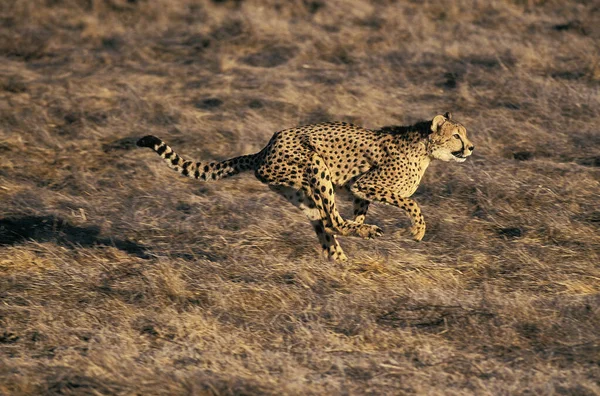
[137,112,474,261]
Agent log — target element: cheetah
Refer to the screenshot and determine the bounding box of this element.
[137,112,474,261]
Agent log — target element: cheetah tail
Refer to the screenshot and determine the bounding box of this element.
[137,135,260,181]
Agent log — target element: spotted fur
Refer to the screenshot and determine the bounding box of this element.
[137,112,474,261]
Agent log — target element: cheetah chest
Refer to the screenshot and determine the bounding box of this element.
[395,159,430,197]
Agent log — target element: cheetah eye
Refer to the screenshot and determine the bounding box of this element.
[453,134,460,139]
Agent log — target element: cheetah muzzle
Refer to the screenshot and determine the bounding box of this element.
[136,112,474,261]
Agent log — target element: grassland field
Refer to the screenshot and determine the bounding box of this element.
[1,0,599,394]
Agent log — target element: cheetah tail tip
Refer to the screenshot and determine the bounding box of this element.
[137,135,162,148]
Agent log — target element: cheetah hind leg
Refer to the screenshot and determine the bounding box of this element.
[305,154,382,240]
[270,186,348,262]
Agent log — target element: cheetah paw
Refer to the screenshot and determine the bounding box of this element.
[323,249,348,262]
[394,226,425,241]
[356,224,383,239]
[410,225,426,241]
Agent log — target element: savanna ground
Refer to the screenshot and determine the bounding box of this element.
[1,0,599,394]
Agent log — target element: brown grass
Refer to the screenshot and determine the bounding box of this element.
[1,0,599,394]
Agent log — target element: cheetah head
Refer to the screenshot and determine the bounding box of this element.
[427,112,474,163]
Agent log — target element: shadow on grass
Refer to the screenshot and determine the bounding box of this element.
[0,215,150,259]
[377,303,495,330]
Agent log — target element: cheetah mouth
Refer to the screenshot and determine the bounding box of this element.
[452,139,467,161]
[451,151,467,162]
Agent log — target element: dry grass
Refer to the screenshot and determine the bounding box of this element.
[1,0,599,394]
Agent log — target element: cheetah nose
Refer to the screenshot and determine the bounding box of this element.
[468,145,474,151]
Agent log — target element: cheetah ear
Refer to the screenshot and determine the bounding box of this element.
[444,112,452,120]
[431,114,447,133]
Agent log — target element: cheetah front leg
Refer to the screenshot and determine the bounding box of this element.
[351,185,426,241]
[352,197,370,225]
